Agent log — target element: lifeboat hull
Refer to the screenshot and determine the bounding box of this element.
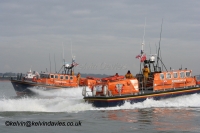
[11,79,78,96]
[11,80,38,96]
[84,86,200,107]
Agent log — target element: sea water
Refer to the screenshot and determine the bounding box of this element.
[0,81,200,133]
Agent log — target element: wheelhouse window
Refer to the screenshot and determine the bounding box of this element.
[55,75,58,79]
[173,72,178,78]
[186,71,191,77]
[160,73,164,80]
[65,76,69,80]
[60,75,64,79]
[40,74,50,78]
[196,75,200,80]
[70,76,73,80]
[40,75,43,78]
[50,75,54,78]
[166,73,171,79]
[180,72,185,78]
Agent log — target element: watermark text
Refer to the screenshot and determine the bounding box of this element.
[5,121,82,127]
[76,62,128,70]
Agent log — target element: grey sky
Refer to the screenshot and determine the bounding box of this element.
[1,0,200,75]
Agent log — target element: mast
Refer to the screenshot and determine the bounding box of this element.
[155,19,168,72]
[49,53,51,73]
[140,18,146,73]
[62,42,68,74]
[70,40,73,59]
[58,40,78,75]
[142,17,146,54]
[149,42,151,55]
[54,53,56,73]
[156,19,163,70]
[71,40,75,75]
[62,42,65,64]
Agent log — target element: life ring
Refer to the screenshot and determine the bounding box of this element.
[92,86,96,96]
[82,86,86,96]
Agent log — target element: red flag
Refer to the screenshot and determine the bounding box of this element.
[140,54,146,62]
[135,55,141,59]
[72,62,78,66]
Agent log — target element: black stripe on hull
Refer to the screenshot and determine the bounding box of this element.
[84,86,200,107]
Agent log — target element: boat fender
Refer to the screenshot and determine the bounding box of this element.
[108,90,112,97]
[115,84,123,94]
[82,86,86,96]
[33,76,37,82]
[103,85,108,96]
[92,86,96,96]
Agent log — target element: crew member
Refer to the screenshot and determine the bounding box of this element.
[143,65,150,87]
[71,70,74,76]
[77,72,81,85]
[125,70,134,79]
[115,73,119,77]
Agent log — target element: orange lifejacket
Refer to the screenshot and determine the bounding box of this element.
[125,73,133,79]
[143,67,150,78]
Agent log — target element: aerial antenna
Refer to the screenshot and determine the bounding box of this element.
[70,39,76,76]
[62,42,64,60]
[141,17,146,52]
[156,18,163,68]
[62,42,65,65]
[149,42,151,54]
[49,53,51,73]
[54,53,56,73]
[70,39,75,60]
[155,43,157,54]
[139,18,146,74]
[155,18,168,72]
[180,64,182,70]
[70,40,73,58]
[29,66,32,72]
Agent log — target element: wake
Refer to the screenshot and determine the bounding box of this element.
[0,87,200,112]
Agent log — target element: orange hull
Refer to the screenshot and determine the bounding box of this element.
[35,74,78,88]
[30,73,99,88]
[153,70,196,91]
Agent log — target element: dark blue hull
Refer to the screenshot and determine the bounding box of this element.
[84,86,200,107]
[11,80,38,96]
[10,79,73,96]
